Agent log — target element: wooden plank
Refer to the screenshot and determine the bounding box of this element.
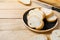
[0,29,55,40]
[0,2,41,18]
[0,2,26,10]
[0,19,27,30]
[0,0,36,2]
[0,2,41,10]
[0,0,17,2]
[0,10,25,18]
[0,30,49,40]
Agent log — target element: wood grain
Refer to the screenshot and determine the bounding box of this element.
[0,0,59,40]
[0,30,44,40]
[0,19,28,30]
[0,2,41,10]
[0,10,24,18]
[0,2,42,18]
[0,11,59,30]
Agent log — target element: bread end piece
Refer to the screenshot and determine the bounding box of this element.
[46,15,57,22]
[18,0,31,6]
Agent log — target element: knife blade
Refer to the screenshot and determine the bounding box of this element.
[32,1,60,12]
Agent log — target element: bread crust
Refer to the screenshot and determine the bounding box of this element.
[46,12,54,18]
[36,21,44,30]
[47,18,57,22]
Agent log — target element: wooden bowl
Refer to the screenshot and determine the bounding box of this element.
[23,8,58,33]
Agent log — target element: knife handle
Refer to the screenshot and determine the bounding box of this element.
[52,7,60,12]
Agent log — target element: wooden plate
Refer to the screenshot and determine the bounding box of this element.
[23,8,58,33]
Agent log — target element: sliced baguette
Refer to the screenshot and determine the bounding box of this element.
[36,21,44,30]
[27,8,44,20]
[46,14,57,22]
[41,7,53,18]
[28,15,44,30]
[50,30,60,40]
[18,0,31,5]
[34,8,45,18]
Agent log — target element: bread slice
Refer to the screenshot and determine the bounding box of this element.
[50,30,60,40]
[34,8,45,18]
[41,7,53,18]
[28,15,44,30]
[30,34,48,40]
[36,21,44,30]
[18,0,31,5]
[27,8,44,20]
[46,15,57,22]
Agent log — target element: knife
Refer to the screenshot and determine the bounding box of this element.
[32,1,60,12]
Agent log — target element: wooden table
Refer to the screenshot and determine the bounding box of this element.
[0,0,60,40]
